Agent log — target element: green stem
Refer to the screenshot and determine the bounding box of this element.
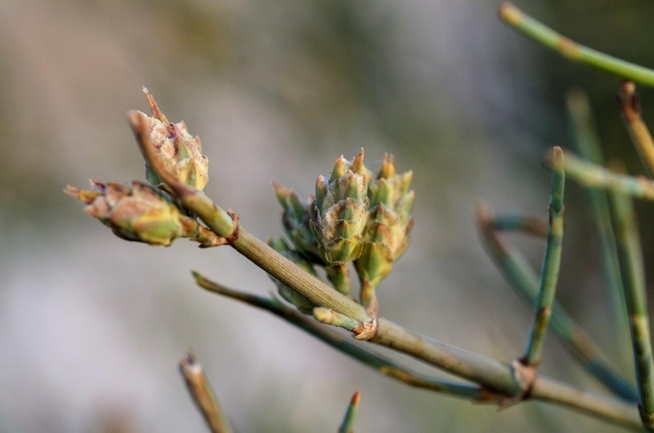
[522,148,566,367]
[477,203,638,402]
[325,263,353,297]
[492,215,547,238]
[179,351,233,433]
[554,152,654,201]
[191,273,644,430]
[617,81,654,178]
[567,89,630,367]
[610,191,654,429]
[338,392,361,433]
[498,3,654,87]
[193,273,482,399]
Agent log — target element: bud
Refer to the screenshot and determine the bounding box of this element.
[65,180,223,247]
[310,150,369,263]
[136,88,209,191]
[272,182,325,265]
[355,154,415,312]
[268,238,317,314]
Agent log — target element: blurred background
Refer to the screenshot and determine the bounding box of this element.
[2,0,654,431]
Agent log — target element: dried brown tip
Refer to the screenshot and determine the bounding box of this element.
[617,80,641,122]
[350,391,362,407]
[142,87,168,123]
[352,148,365,172]
[64,185,103,204]
[498,2,522,25]
[475,201,494,229]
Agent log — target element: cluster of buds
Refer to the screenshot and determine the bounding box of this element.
[268,238,318,314]
[273,150,414,315]
[65,181,224,247]
[310,150,369,264]
[355,155,415,312]
[139,88,209,191]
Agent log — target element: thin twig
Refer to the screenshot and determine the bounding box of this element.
[477,203,638,402]
[498,3,654,87]
[550,152,654,201]
[522,148,565,367]
[610,189,654,429]
[179,351,233,433]
[566,89,630,367]
[617,81,654,178]
[192,272,484,400]
[338,392,361,433]
[193,273,643,430]
[491,215,547,238]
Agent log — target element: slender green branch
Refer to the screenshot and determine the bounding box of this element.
[617,81,654,178]
[192,272,483,400]
[338,392,361,433]
[567,89,630,365]
[610,191,654,429]
[193,273,643,430]
[179,351,233,433]
[522,148,566,367]
[492,215,547,238]
[552,152,654,201]
[498,3,654,87]
[477,203,638,402]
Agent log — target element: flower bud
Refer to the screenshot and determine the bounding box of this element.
[268,238,318,314]
[65,180,223,247]
[355,154,415,310]
[273,182,325,265]
[137,88,209,191]
[310,150,369,263]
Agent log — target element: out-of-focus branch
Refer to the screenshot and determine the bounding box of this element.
[521,147,565,368]
[617,81,654,178]
[498,3,654,87]
[179,351,233,433]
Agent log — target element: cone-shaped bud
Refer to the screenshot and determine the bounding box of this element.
[137,88,209,190]
[65,180,223,247]
[273,182,325,265]
[355,154,415,307]
[268,238,317,314]
[310,150,369,263]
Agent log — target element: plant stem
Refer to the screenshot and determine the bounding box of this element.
[491,215,547,238]
[522,147,565,367]
[338,392,361,433]
[610,191,654,429]
[477,203,638,402]
[193,274,643,430]
[192,273,483,400]
[498,3,654,87]
[553,152,654,201]
[567,89,630,367]
[179,351,233,433]
[617,81,654,178]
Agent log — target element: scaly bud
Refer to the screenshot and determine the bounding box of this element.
[310,149,369,263]
[273,182,325,265]
[135,88,209,191]
[267,238,318,314]
[65,180,223,247]
[355,154,415,314]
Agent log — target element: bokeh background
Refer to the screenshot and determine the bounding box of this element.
[2,0,654,431]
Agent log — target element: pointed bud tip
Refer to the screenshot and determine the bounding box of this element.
[352,148,365,172]
[350,391,362,406]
